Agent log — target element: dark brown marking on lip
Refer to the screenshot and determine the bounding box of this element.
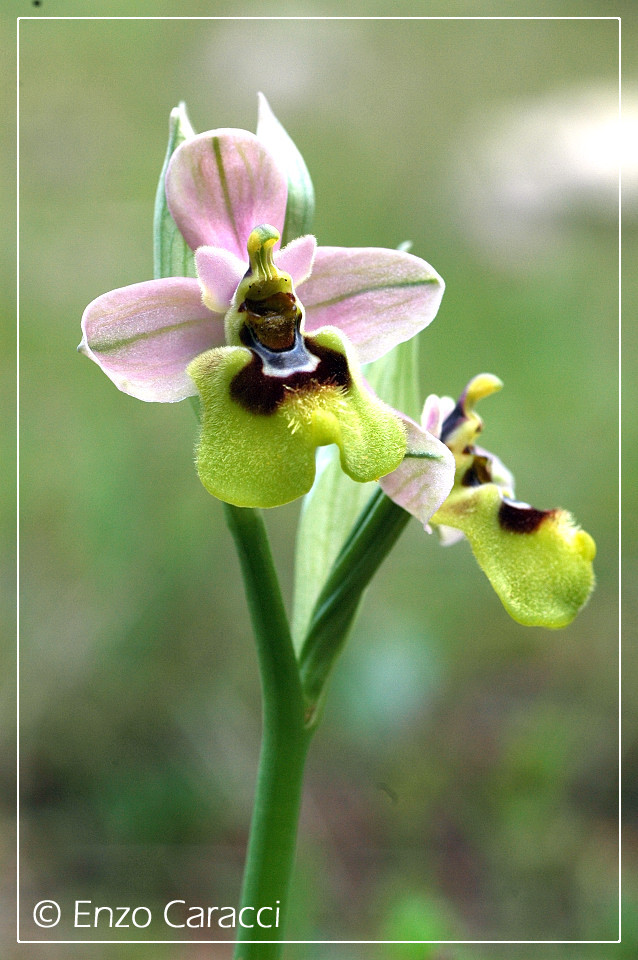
[230,335,350,415]
[498,499,554,534]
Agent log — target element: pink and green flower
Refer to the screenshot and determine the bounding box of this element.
[79,96,454,512]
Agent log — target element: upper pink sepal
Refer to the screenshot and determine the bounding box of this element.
[79,277,225,402]
[301,246,445,363]
[378,416,455,526]
[165,129,288,258]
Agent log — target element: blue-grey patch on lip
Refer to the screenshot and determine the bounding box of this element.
[239,325,319,378]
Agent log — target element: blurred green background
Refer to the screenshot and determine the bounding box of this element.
[14,8,629,960]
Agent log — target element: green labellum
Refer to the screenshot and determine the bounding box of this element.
[188,328,406,509]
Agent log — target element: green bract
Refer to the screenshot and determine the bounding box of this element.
[153,102,197,281]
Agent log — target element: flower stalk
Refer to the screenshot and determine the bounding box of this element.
[223,504,312,958]
[225,486,418,955]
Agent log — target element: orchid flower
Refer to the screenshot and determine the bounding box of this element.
[382,373,595,627]
[79,96,454,512]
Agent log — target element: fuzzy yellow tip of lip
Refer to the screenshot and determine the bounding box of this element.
[571,526,596,562]
[247,224,280,282]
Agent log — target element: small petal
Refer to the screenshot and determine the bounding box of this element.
[379,417,455,526]
[275,234,317,287]
[195,246,246,313]
[302,247,445,363]
[165,129,288,258]
[79,278,223,402]
[422,393,446,435]
[432,485,596,628]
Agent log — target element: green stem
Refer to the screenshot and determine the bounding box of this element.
[224,503,312,960]
[299,489,411,724]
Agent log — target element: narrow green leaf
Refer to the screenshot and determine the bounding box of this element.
[153,102,197,281]
[256,92,315,245]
